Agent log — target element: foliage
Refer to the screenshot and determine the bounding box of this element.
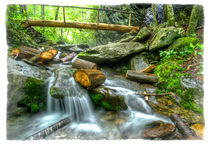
[18,78,45,113]
[121,65,128,74]
[154,39,203,113]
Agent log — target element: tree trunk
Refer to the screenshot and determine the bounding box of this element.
[72,58,97,69]
[10,46,41,60]
[22,20,139,32]
[186,5,202,36]
[41,5,45,20]
[74,69,106,89]
[140,64,156,73]
[60,52,77,62]
[163,4,175,26]
[126,70,158,84]
[152,4,158,25]
[170,113,201,140]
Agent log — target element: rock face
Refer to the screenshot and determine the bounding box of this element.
[129,52,150,71]
[7,58,50,116]
[49,66,77,99]
[168,37,199,51]
[53,44,89,53]
[78,42,146,64]
[141,123,176,139]
[91,86,128,111]
[149,26,185,51]
[131,27,151,42]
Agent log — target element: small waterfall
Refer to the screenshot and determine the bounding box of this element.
[47,74,95,122]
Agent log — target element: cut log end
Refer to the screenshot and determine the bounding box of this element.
[74,69,106,89]
[48,49,58,56]
[40,52,54,61]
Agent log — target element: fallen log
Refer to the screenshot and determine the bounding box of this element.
[170,113,201,140]
[22,20,139,32]
[140,64,156,73]
[74,69,106,89]
[47,49,58,56]
[10,46,41,60]
[72,58,97,69]
[126,70,158,84]
[29,51,54,63]
[60,52,77,62]
[136,92,172,96]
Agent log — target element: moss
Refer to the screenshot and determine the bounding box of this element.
[18,77,45,113]
[90,93,103,105]
[77,52,91,57]
[50,87,64,99]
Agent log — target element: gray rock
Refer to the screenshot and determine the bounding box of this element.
[78,42,146,64]
[131,27,151,42]
[53,44,89,53]
[149,26,185,51]
[7,58,50,116]
[129,52,150,71]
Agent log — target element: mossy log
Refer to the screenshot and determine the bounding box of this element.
[23,20,139,32]
[10,46,41,60]
[74,69,106,89]
[126,70,158,84]
[29,51,55,63]
[170,113,201,140]
[60,52,77,62]
[72,58,97,69]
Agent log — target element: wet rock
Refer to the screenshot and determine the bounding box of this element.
[49,66,77,99]
[168,37,199,51]
[147,96,204,126]
[91,86,128,111]
[141,123,176,139]
[53,44,89,53]
[7,58,50,116]
[78,42,146,64]
[149,26,185,51]
[143,120,165,129]
[131,27,151,42]
[129,52,150,71]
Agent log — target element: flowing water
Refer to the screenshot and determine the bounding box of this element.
[7,58,172,140]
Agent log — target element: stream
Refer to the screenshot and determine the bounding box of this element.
[7,60,173,140]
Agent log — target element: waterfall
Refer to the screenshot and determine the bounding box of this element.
[47,73,95,122]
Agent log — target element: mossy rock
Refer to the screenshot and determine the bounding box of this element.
[149,26,185,51]
[130,27,151,42]
[129,52,150,71]
[90,86,128,111]
[168,37,199,51]
[50,87,64,99]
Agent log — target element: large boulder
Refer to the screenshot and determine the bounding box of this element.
[90,86,128,111]
[78,42,146,64]
[7,58,51,115]
[149,26,185,51]
[129,52,150,71]
[168,37,199,51]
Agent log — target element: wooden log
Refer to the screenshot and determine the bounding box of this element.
[126,70,158,84]
[22,20,139,32]
[74,69,106,89]
[72,58,97,69]
[170,113,201,140]
[60,52,77,62]
[140,64,156,73]
[47,49,58,56]
[10,46,41,60]
[29,51,55,63]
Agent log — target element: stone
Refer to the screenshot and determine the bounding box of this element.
[78,42,146,64]
[149,26,185,51]
[131,27,151,42]
[7,58,50,116]
[147,96,204,126]
[141,123,176,139]
[144,120,165,129]
[91,86,128,111]
[119,35,135,43]
[168,37,199,51]
[53,44,89,53]
[129,52,150,71]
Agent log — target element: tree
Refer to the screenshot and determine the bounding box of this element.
[163,4,175,26]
